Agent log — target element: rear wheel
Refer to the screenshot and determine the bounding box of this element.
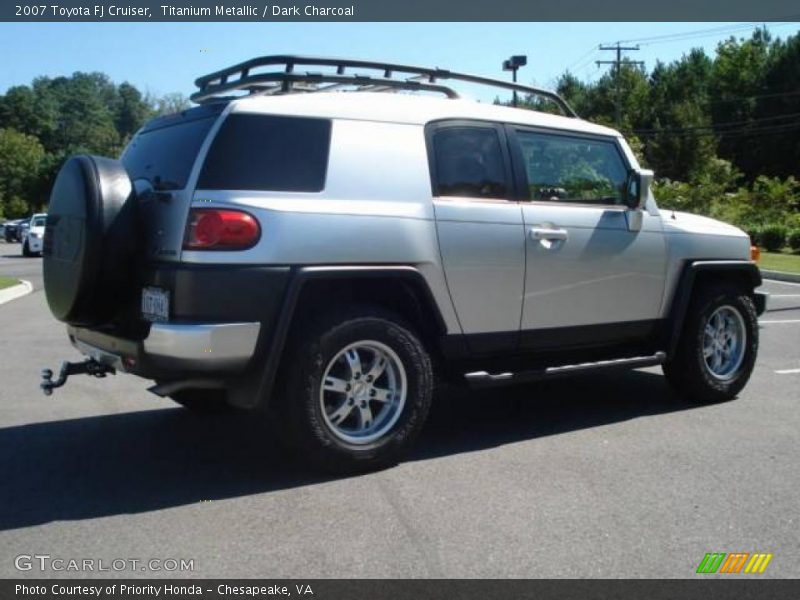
[169,389,231,413]
[276,308,433,473]
[663,285,758,403]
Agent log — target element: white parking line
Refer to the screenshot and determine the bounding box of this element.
[775,368,800,375]
[769,294,800,298]
[764,279,800,288]
[759,319,800,324]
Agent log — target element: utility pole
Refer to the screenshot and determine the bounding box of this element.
[596,43,644,127]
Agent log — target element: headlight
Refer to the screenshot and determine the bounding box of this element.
[30,232,40,239]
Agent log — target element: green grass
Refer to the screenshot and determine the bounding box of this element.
[0,276,19,290]
[759,250,800,274]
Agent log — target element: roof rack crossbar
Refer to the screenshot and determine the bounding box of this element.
[191,55,578,117]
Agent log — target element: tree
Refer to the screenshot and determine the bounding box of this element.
[115,82,153,142]
[0,128,46,216]
[154,92,191,116]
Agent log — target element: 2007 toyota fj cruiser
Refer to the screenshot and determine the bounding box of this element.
[41,56,767,472]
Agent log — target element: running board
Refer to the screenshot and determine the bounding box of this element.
[464,352,666,388]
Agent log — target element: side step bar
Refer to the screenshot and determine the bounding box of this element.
[464,352,666,388]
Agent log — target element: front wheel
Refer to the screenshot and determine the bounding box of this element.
[663,285,758,403]
[277,309,433,473]
[22,241,32,257]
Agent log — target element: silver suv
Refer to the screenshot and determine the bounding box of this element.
[41,56,767,472]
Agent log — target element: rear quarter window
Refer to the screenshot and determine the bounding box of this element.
[197,114,331,192]
[122,106,222,191]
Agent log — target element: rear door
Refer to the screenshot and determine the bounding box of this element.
[508,127,666,350]
[427,121,525,355]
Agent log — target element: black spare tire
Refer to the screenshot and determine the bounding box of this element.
[43,155,139,326]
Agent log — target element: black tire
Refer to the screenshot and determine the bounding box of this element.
[663,284,758,403]
[169,389,232,413]
[22,240,32,257]
[276,307,433,473]
[43,155,139,326]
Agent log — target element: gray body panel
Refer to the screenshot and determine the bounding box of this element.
[521,203,666,329]
[115,91,754,355]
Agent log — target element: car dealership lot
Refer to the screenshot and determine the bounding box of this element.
[0,244,798,578]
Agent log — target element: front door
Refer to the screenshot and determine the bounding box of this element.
[507,127,666,350]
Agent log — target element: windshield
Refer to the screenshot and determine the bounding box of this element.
[32,216,46,228]
[122,115,217,191]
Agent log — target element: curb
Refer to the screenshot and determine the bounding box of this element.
[762,270,800,284]
[0,280,33,305]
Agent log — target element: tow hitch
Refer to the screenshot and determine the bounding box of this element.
[41,359,115,395]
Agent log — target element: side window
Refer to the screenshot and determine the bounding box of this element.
[515,131,628,205]
[433,127,509,199]
[198,114,331,192]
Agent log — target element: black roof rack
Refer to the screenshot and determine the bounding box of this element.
[191,55,578,118]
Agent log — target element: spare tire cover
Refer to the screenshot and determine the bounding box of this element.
[43,155,136,326]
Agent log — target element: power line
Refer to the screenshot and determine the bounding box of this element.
[565,45,600,72]
[596,43,645,127]
[634,110,800,134]
[635,120,800,139]
[614,20,800,47]
[709,89,800,104]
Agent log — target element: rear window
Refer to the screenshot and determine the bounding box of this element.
[197,114,331,192]
[122,114,217,191]
[432,127,509,199]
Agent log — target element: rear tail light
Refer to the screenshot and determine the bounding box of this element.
[183,208,260,250]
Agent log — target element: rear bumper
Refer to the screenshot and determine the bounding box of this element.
[69,321,261,375]
[67,263,291,381]
[27,236,43,253]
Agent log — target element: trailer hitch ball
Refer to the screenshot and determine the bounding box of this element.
[40,360,115,395]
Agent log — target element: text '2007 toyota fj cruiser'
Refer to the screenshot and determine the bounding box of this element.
[41,56,767,472]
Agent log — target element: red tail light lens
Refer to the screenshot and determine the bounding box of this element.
[183,209,260,250]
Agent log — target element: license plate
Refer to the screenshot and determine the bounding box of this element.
[141,287,170,322]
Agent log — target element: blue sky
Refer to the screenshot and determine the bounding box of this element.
[1,22,799,103]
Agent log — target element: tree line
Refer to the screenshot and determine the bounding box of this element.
[0,72,188,218]
[1,31,798,251]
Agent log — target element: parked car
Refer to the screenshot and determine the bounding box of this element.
[3,219,26,243]
[22,213,46,257]
[41,56,767,472]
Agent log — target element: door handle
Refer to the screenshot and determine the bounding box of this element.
[530,227,568,242]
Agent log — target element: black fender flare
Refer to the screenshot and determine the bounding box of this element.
[665,260,762,357]
[228,265,447,410]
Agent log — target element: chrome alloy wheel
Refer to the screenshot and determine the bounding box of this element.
[319,340,407,445]
[702,305,747,381]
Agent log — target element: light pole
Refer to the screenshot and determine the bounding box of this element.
[503,55,527,107]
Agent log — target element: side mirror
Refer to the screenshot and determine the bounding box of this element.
[626,169,654,210]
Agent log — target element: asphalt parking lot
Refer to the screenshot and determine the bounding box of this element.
[0,241,798,579]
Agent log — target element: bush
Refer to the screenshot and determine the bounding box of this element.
[788,229,800,253]
[759,225,788,252]
[742,224,762,246]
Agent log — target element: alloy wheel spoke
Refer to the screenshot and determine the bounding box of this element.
[357,402,374,430]
[344,348,362,377]
[323,376,349,394]
[372,387,393,403]
[365,354,388,382]
[328,398,355,424]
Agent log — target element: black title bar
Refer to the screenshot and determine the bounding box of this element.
[3,0,800,22]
